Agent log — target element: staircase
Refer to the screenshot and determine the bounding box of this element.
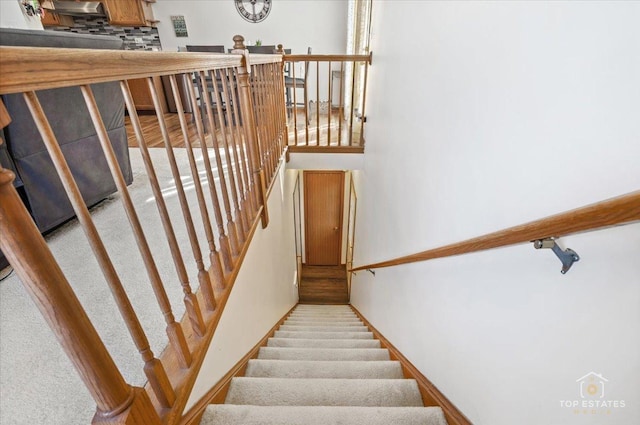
[200,304,447,424]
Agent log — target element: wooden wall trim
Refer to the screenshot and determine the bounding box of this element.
[352,191,640,272]
[350,305,473,425]
[178,304,297,425]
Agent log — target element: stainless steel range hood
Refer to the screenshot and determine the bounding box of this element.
[47,1,106,17]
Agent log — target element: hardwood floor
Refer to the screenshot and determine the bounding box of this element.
[299,265,349,304]
[125,110,362,148]
[126,113,204,148]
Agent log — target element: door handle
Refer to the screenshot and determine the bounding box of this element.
[333,227,339,231]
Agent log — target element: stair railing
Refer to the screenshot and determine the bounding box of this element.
[351,191,640,273]
[279,47,372,152]
[0,35,286,424]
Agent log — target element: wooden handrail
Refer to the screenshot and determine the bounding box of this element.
[0,47,281,95]
[285,53,372,64]
[352,191,640,272]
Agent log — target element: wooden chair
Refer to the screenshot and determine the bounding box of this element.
[185,45,226,128]
[284,47,311,122]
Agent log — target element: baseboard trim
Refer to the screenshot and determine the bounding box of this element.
[179,304,297,425]
[350,305,473,425]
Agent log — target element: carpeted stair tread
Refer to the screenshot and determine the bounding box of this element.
[274,331,374,340]
[245,359,403,379]
[201,405,448,425]
[285,317,363,323]
[267,338,381,348]
[284,319,363,326]
[258,347,389,361]
[289,311,358,319]
[225,378,423,407]
[278,325,370,332]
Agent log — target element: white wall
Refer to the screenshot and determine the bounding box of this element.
[152,0,348,54]
[186,166,298,411]
[0,0,43,30]
[351,1,640,425]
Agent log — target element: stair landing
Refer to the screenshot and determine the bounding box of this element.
[299,265,348,304]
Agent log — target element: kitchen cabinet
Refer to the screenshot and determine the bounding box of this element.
[127,77,166,113]
[40,0,74,26]
[102,0,157,26]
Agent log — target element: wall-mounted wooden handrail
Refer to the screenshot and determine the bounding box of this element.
[352,191,640,272]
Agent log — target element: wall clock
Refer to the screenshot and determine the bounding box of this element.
[235,0,272,23]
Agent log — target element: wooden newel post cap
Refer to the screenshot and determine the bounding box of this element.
[233,35,246,50]
[277,44,284,53]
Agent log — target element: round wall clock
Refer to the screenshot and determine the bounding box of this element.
[235,0,272,23]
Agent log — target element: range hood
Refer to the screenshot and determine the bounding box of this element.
[47,1,106,17]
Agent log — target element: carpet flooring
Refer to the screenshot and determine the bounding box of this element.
[0,148,230,424]
[200,305,447,425]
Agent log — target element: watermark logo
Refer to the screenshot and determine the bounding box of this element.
[577,372,607,399]
[559,372,626,416]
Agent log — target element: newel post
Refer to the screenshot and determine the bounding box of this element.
[277,43,291,162]
[0,100,160,425]
[232,34,269,228]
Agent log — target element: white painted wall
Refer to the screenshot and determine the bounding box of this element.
[152,0,348,54]
[0,0,43,30]
[186,166,298,411]
[351,1,640,425]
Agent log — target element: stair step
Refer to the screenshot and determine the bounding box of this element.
[258,347,389,361]
[245,359,403,379]
[201,405,448,425]
[286,316,363,323]
[267,338,381,349]
[279,325,369,332]
[286,319,363,325]
[289,312,357,318]
[295,304,352,309]
[274,330,374,340]
[225,378,423,407]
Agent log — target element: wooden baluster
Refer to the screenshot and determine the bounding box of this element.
[81,85,192,371]
[146,77,217,312]
[184,72,231,286]
[197,70,235,275]
[328,61,333,146]
[338,61,345,146]
[21,91,179,406]
[0,164,161,425]
[277,45,289,151]
[359,60,370,147]
[232,35,269,228]
[227,67,257,218]
[218,67,248,239]
[209,68,242,257]
[121,81,205,337]
[168,75,225,296]
[254,64,272,179]
[268,63,278,176]
[304,59,310,146]
[270,62,283,172]
[316,60,320,146]
[349,60,357,146]
[226,66,253,233]
[248,65,268,210]
[291,59,299,146]
[244,66,264,214]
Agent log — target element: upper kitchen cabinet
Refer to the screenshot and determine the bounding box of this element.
[102,0,158,26]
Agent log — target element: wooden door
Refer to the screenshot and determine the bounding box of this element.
[304,171,345,265]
